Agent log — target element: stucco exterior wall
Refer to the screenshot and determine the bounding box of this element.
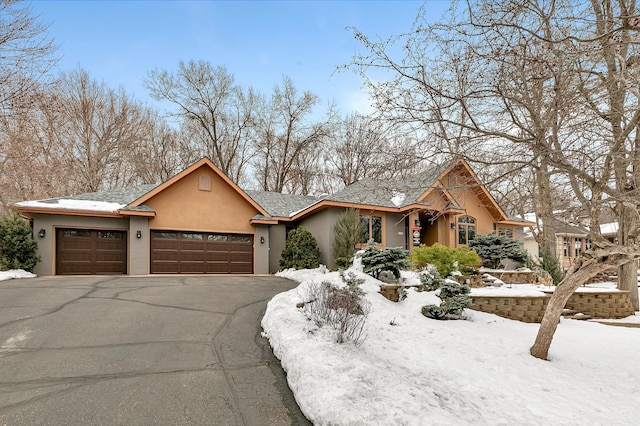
[268,225,286,274]
[299,207,343,268]
[32,214,130,276]
[254,225,270,274]
[385,213,406,249]
[145,166,259,234]
[129,216,149,275]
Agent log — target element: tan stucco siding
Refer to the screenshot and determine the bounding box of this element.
[129,216,149,275]
[32,214,130,276]
[145,166,259,234]
[254,225,270,274]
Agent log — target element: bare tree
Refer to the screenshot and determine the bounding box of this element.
[0,0,59,117]
[59,68,148,193]
[349,0,640,360]
[145,61,258,185]
[252,76,334,194]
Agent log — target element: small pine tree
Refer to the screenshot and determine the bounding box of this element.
[361,246,410,279]
[279,227,321,270]
[419,267,446,291]
[332,209,365,268]
[468,234,528,269]
[538,245,564,284]
[0,214,39,272]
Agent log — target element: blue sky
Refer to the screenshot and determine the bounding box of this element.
[29,0,450,115]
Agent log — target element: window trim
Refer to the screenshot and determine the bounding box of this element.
[457,215,476,246]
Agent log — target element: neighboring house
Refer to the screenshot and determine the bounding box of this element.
[13,157,528,276]
[523,217,621,271]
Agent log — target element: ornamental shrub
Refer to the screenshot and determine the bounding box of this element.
[279,227,321,270]
[332,209,365,269]
[421,280,472,320]
[410,244,480,277]
[361,246,410,280]
[468,234,528,269]
[0,214,39,272]
[419,267,446,292]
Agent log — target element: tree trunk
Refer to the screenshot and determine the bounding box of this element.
[530,257,622,360]
[619,261,639,311]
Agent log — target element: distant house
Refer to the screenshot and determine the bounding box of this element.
[523,217,620,271]
[13,157,528,276]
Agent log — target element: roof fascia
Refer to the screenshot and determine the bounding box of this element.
[118,210,156,217]
[127,157,270,217]
[11,206,123,218]
[288,200,435,221]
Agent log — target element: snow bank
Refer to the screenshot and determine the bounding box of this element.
[263,267,640,425]
[0,269,36,281]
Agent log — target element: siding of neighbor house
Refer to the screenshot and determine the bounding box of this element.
[32,214,130,276]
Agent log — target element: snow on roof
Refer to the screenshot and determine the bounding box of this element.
[600,222,618,236]
[391,192,406,208]
[15,199,126,213]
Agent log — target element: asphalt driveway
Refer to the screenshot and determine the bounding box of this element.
[0,275,310,425]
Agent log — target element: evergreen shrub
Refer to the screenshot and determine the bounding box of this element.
[0,214,39,272]
[279,227,321,270]
[468,234,528,269]
[421,280,472,320]
[332,209,365,269]
[361,246,410,279]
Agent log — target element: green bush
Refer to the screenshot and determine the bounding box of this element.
[537,245,564,284]
[332,208,365,269]
[0,214,39,272]
[468,234,528,269]
[279,227,321,270]
[419,268,446,292]
[410,244,480,277]
[361,246,410,279]
[422,280,472,320]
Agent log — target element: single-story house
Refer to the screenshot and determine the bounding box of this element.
[13,157,528,276]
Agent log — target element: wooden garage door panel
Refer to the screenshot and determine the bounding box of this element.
[151,231,253,274]
[56,229,127,275]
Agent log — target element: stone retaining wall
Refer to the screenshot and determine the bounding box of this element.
[469,291,635,322]
[486,271,538,284]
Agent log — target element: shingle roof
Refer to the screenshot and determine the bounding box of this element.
[244,190,320,217]
[325,162,451,208]
[63,184,157,204]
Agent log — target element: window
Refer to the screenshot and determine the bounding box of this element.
[232,235,251,243]
[359,214,383,244]
[563,237,571,257]
[63,230,90,238]
[155,232,177,240]
[208,234,228,241]
[182,233,203,240]
[574,237,583,256]
[458,216,476,245]
[199,175,211,191]
[498,227,513,239]
[585,239,592,250]
[97,231,123,239]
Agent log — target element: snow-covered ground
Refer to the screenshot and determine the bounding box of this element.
[0,269,36,281]
[262,267,640,425]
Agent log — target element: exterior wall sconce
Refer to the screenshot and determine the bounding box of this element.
[38,228,46,238]
[136,230,142,239]
[260,236,265,244]
[414,219,421,228]
[450,223,456,229]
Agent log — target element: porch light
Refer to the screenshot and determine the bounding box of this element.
[136,230,142,239]
[450,223,455,229]
[38,228,45,238]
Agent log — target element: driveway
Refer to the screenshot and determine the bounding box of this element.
[0,275,310,425]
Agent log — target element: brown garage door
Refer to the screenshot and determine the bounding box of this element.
[56,228,127,275]
[150,231,253,274]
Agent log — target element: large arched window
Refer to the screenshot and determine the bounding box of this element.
[458,216,476,245]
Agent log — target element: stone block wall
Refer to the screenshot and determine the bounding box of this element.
[488,271,538,284]
[563,291,635,319]
[469,295,550,323]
